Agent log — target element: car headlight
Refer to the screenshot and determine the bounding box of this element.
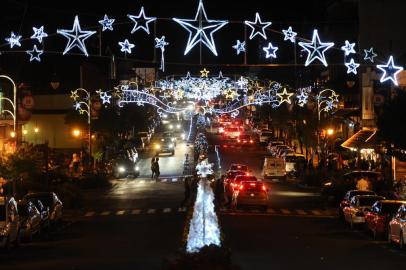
[181,133,186,140]
[169,124,174,129]
[118,166,126,173]
[176,124,181,129]
[135,166,140,171]
[171,138,175,142]
[155,144,161,150]
[169,144,174,148]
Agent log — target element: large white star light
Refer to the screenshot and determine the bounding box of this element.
[282,26,297,43]
[232,40,246,55]
[341,40,356,56]
[31,26,48,43]
[298,29,334,67]
[57,16,96,57]
[100,92,112,104]
[376,56,403,86]
[26,45,43,62]
[263,42,278,59]
[364,47,377,63]
[244,13,272,40]
[99,14,115,31]
[127,7,156,34]
[195,159,213,178]
[5,32,22,48]
[345,58,360,75]
[118,39,135,54]
[173,0,228,56]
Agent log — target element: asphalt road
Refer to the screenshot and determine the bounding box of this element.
[1,135,405,269]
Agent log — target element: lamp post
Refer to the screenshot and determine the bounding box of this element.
[0,75,17,150]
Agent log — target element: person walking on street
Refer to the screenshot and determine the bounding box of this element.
[181,177,191,207]
[151,156,156,179]
[154,157,160,181]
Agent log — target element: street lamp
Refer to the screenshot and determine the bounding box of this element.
[72,128,81,138]
[0,75,17,150]
[326,128,334,136]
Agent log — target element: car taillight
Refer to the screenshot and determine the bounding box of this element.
[239,185,244,191]
[236,132,240,136]
[237,139,241,143]
[250,183,256,187]
[262,185,267,191]
[250,140,253,143]
[246,172,250,176]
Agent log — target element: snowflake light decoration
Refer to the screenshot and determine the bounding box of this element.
[196,159,213,178]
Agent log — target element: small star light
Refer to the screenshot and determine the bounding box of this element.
[376,56,404,86]
[155,36,169,72]
[100,92,112,104]
[74,102,81,110]
[263,42,278,59]
[98,14,115,31]
[296,91,309,107]
[276,88,293,105]
[70,91,79,101]
[118,39,135,54]
[345,58,360,75]
[31,26,48,43]
[298,29,334,67]
[364,47,377,63]
[282,26,297,43]
[5,32,22,48]
[244,12,272,40]
[195,159,213,178]
[232,40,246,55]
[173,0,228,56]
[127,7,156,34]
[341,40,356,56]
[200,68,210,78]
[224,89,238,100]
[329,92,339,103]
[26,45,43,62]
[57,15,96,57]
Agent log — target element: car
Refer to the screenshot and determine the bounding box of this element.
[259,129,273,144]
[388,204,406,249]
[137,131,151,145]
[111,154,140,178]
[343,195,385,228]
[228,164,249,173]
[154,137,175,155]
[223,127,240,139]
[25,198,50,230]
[18,201,42,241]
[284,154,306,174]
[267,141,284,153]
[0,196,20,249]
[223,171,247,203]
[236,134,254,145]
[23,192,63,225]
[163,131,177,146]
[262,156,286,180]
[338,190,377,219]
[365,200,406,239]
[232,177,268,211]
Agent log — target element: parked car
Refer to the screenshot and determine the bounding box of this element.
[338,190,377,219]
[262,155,286,181]
[18,201,41,241]
[259,129,273,144]
[388,204,406,249]
[232,178,268,211]
[0,196,20,249]
[343,195,384,228]
[23,192,63,224]
[228,164,249,174]
[365,200,406,239]
[236,134,254,145]
[26,198,50,230]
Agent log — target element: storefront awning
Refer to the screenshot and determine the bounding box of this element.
[341,128,378,150]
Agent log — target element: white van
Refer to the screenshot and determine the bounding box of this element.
[262,156,286,180]
[0,196,20,249]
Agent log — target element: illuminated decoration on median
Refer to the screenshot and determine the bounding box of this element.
[26,45,44,62]
[376,56,404,86]
[232,40,246,55]
[31,26,48,43]
[298,29,334,67]
[57,15,96,57]
[276,88,294,105]
[155,36,169,72]
[118,39,135,54]
[127,6,156,34]
[317,89,340,120]
[263,42,278,59]
[282,26,297,43]
[341,40,356,56]
[364,47,377,63]
[195,159,214,178]
[244,12,272,40]
[345,58,360,75]
[98,14,115,31]
[5,32,22,48]
[172,0,228,56]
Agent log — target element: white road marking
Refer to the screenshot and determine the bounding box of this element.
[178,207,187,212]
[100,211,111,216]
[161,179,168,182]
[163,208,171,213]
[296,209,307,215]
[172,178,178,182]
[280,209,291,215]
[116,210,125,215]
[131,209,141,215]
[311,210,322,215]
[267,208,275,214]
[147,209,156,214]
[84,211,95,217]
[139,180,145,184]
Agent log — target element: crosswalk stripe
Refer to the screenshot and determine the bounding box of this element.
[100,211,111,216]
[131,209,141,215]
[161,179,168,182]
[116,210,125,215]
[296,209,307,215]
[163,208,171,213]
[178,207,187,212]
[172,178,178,182]
[267,208,275,214]
[85,211,95,217]
[311,210,322,215]
[147,209,156,214]
[280,209,291,215]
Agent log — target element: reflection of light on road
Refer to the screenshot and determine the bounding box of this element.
[270,191,320,197]
[215,145,221,169]
[187,117,193,141]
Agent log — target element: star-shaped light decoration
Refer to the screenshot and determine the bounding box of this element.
[232,40,246,55]
[364,47,377,63]
[296,91,309,107]
[127,7,156,34]
[5,32,22,48]
[70,91,80,101]
[325,100,334,111]
[376,56,404,86]
[57,15,96,57]
[230,110,239,118]
[263,42,278,59]
[26,45,43,62]
[100,92,112,104]
[195,159,213,178]
[31,26,48,43]
[244,12,272,40]
[329,92,339,103]
[298,29,334,67]
[200,68,210,78]
[345,58,360,75]
[236,76,248,89]
[173,0,228,56]
[282,26,297,43]
[118,39,135,54]
[276,88,293,105]
[341,40,356,56]
[98,14,115,31]
[74,102,81,110]
[155,36,169,72]
[223,89,239,100]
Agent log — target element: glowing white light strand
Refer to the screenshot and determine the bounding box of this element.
[31,26,48,43]
[118,39,135,54]
[341,40,356,56]
[244,12,272,40]
[263,42,278,59]
[155,36,169,72]
[98,14,115,31]
[364,47,377,63]
[26,45,43,62]
[376,56,404,86]
[282,26,297,43]
[232,40,246,55]
[57,15,96,57]
[5,32,22,48]
[345,58,360,75]
[127,7,157,34]
[298,29,334,67]
[173,0,228,56]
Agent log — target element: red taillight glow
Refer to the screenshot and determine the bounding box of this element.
[250,183,256,187]
[250,140,253,143]
[262,185,267,191]
[237,139,241,143]
[239,185,244,190]
[236,132,240,136]
[246,172,249,176]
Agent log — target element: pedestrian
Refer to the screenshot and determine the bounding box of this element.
[151,156,156,179]
[181,177,191,207]
[154,157,160,181]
